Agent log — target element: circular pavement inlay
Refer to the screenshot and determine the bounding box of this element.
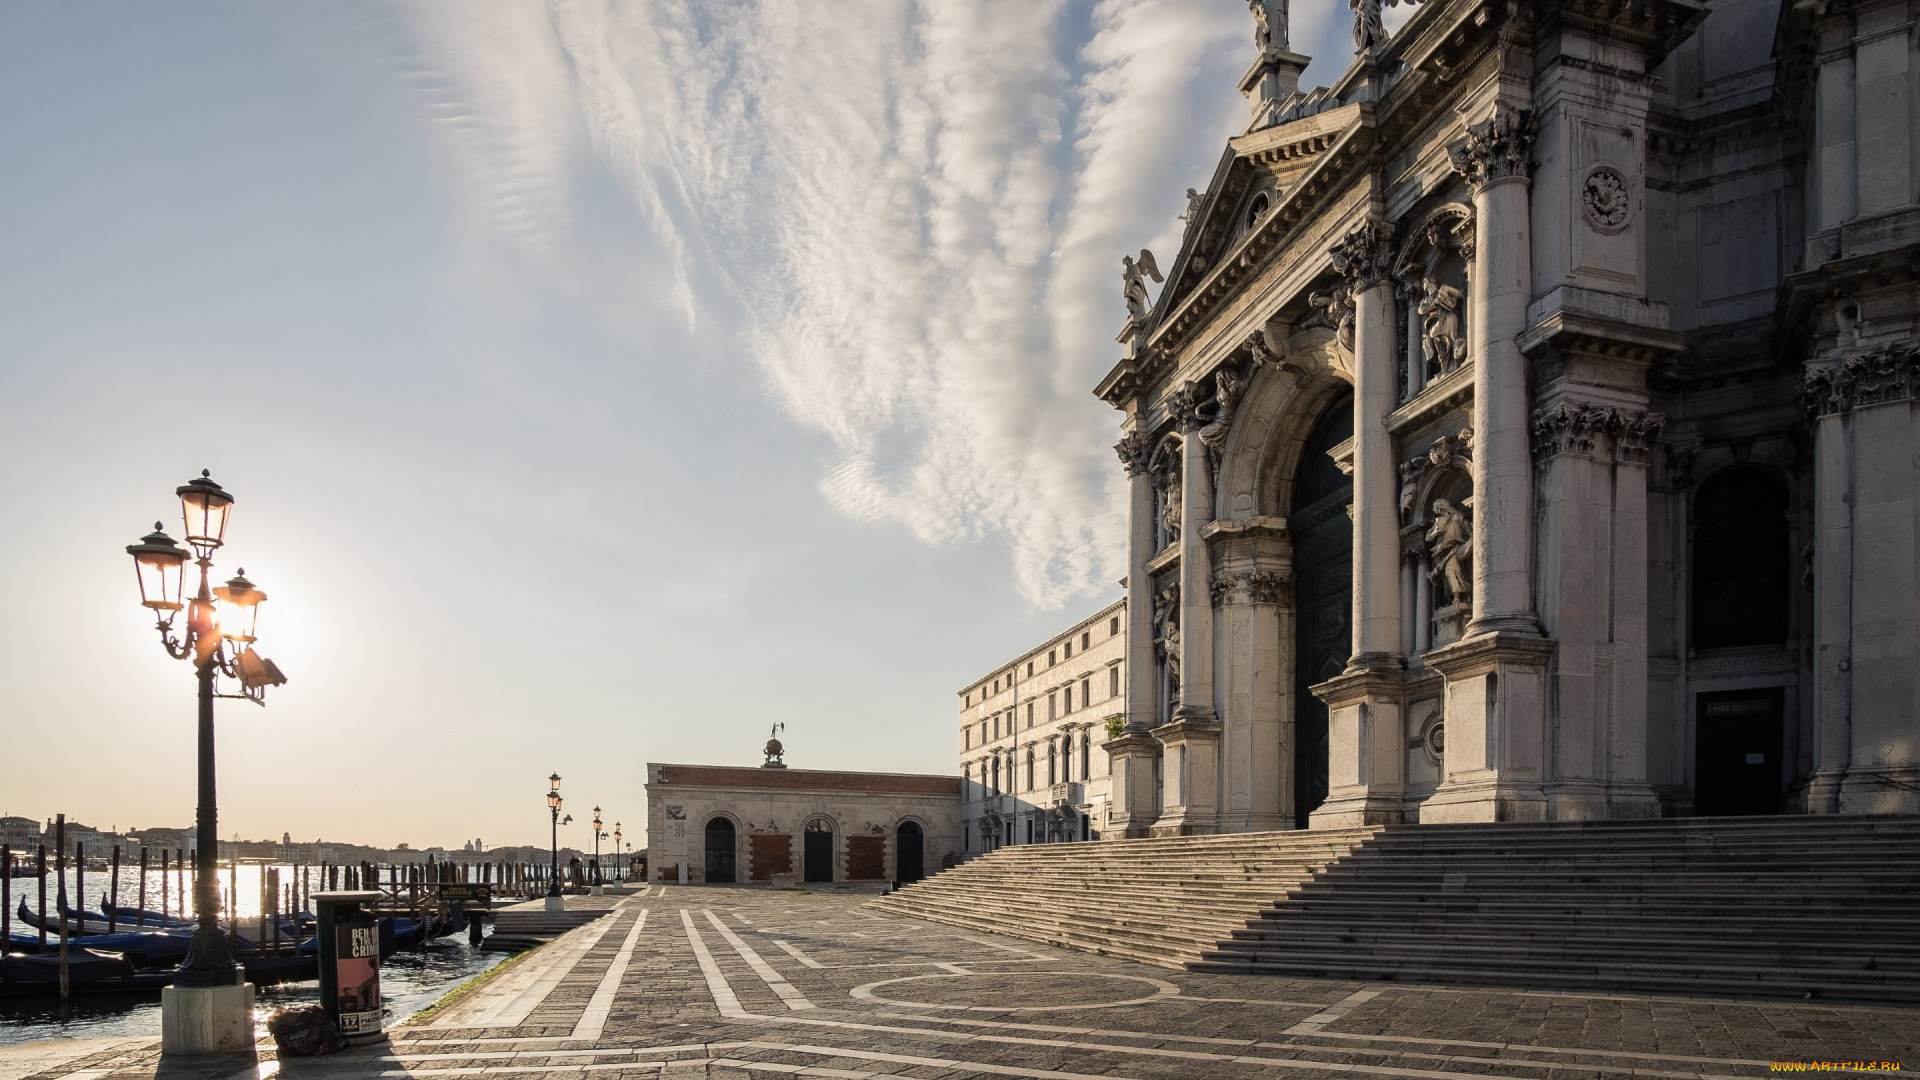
[850,971,1181,1012]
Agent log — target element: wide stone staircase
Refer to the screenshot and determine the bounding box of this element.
[875,815,1920,1002]
[870,827,1382,967]
[1194,815,1920,1002]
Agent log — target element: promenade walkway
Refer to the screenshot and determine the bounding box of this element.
[2,885,1913,1079]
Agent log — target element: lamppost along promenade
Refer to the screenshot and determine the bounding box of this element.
[126,471,287,1053]
[613,822,623,884]
[590,807,605,894]
[545,773,565,912]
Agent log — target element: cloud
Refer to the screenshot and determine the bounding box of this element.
[395,0,1252,609]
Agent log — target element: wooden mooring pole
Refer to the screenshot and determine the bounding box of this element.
[137,847,149,926]
[108,845,120,934]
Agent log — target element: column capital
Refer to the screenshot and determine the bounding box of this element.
[1803,344,1920,417]
[1530,402,1665,463]
[1329,219,1396,290]
[1209,568,1291,607]
[1169,380,1207,432]
[1114,430,1153,476]
[1447,104,1535,192]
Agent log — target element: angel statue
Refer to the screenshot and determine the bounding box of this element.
[1426,498,1473,608]
[1351,0,1402,52]
[1122,249,1163,321]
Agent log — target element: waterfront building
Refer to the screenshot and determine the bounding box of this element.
[0,816,40,852]
[956,599,1126,852]
[1095,0,1920,835]
[644,759,960,885]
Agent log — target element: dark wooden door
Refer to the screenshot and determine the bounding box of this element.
[703,819,736,883]
[895,821,925,883]
[1291,394,1353,829]
[1695,689,1784,816]
[803,825,834,882]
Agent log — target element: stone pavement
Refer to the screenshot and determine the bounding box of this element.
[3,883,1914,1079]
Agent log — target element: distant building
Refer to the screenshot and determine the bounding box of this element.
[645,763,960,885]
[957,599,1126,852]
[0,816,40,852]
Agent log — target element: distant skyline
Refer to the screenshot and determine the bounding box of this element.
[0,2,1401,850]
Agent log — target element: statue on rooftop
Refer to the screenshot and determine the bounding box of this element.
[1249,0,1289,53]
[1122,249,1163,321]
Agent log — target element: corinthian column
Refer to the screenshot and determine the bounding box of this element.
[1330,220,1403,671]
[1150,386,1223,834]
[1450,104,1541,638]
[1107,427,1163,837]
[1172,389,1217,727]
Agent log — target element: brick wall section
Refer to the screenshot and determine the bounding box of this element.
[657,765,960,796]
[846,835,886,880]
[750,834,792,881]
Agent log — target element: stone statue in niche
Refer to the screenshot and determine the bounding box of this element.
[1122,249,1163,322]
[1153,585,1181,693]
[1155,461,1182,546]
[1417,273,1464,374]
[1426,498,1473,609]
[1196,366,1247,473]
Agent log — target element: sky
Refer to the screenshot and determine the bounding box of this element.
[0,1,1394,851]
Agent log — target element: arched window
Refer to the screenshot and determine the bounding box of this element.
[1246,191,1270,230]
[962,763,971,799]
[991,755,1001,796]
[1693,468,1790,649]
[1047,741,1058,786]
[1025,747,1035,790]
[1081,731,1091,778]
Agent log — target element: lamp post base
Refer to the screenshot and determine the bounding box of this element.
[543,894,565,913]
[161,982,255,1054]
[589,884,604,896]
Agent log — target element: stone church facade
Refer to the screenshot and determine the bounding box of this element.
[1095,0,1920,834]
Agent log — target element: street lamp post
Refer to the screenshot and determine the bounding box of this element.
[590,808,605,894]
[127,471,287,1054]
[545,774,564,913]
[612,823,623,884]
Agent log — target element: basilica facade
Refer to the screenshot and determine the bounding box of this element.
[1096,0,1920,834]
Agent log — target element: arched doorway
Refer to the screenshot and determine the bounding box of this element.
[704,818,736,883]
[895,821,925,883]
[803,817,835,882]
[1290,391,1353,828]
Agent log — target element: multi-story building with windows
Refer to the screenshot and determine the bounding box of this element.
[957,599,1127,852]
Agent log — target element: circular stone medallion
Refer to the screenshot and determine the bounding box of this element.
[1582,166,1630,232]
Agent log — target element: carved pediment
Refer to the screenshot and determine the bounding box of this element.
[1150,105,1365,331]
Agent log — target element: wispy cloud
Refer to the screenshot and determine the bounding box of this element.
[395,0,1246,608]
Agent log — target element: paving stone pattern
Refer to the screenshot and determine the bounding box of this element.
[3,885,1914,1080]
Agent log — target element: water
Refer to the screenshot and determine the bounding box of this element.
[1,862,512,1046]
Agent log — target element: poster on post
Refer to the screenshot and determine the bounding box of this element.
[335,921,382,1037]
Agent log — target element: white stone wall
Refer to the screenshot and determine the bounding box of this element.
[956,599,1125,849]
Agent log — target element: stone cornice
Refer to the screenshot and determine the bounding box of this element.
[1101,732,1164,755]
[1424,630,1557,679]
[1308,667,1409,707]
[1534,0,1707,71]
[1517,310,1689,366]
[1150,717,1224,742]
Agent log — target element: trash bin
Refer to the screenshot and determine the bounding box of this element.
[313,891,386,1044]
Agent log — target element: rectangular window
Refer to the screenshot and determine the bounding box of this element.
[993,678,999,693]
[1081,677,1091,707]
[1048,649,1056,666]
[1026,702,1034,726]
[992,716,999,740]
[1082,631,1090,650]
[964,727,970,749]
[1027,662,1033,677]
[1049,693,1057,720]
[1110,616,1119,636]
[1064,640,1072,659]
[1110,665,1120,698]
[965,693,971,706]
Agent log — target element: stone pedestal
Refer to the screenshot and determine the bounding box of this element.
[1309,669,1406,827]
[160,982,255,1054]
[1103,732,1163,837]
[1150,717,1222,834]
[543,894,565,912]
[589,884,605,896]
[1421,632,1555,822]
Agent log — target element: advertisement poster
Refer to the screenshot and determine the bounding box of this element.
[335,922,382,1036]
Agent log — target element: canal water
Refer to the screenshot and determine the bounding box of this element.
[1,863,510,1047]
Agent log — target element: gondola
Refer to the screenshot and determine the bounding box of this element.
[0,948,318,997]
